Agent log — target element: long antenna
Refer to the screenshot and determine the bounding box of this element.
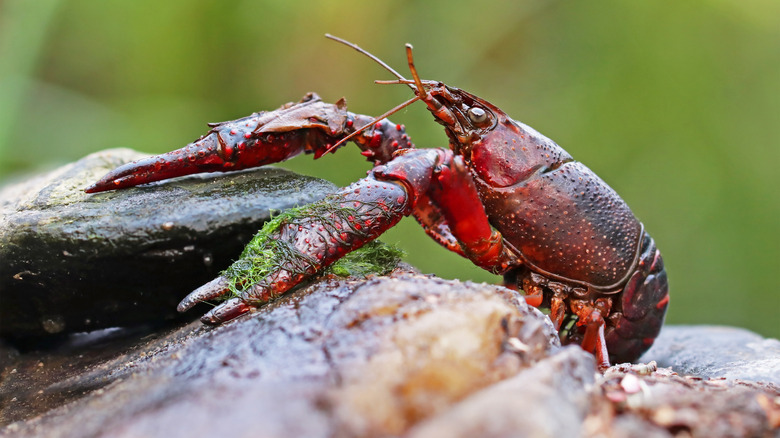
[321,35,430,157]
[405,44,427,99]
[325,34,415,92]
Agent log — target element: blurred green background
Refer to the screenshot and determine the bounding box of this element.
[1,0,778,338]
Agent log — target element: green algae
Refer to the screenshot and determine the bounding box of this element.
[327,240,405,277]
[223,201,404,298]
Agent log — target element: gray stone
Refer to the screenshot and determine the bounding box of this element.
[640,325,780,384]
[0,149,336,339]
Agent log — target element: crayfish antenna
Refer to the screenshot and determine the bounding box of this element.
[324,34,414,91]
[321,35,428,156]
[404,44,428,100]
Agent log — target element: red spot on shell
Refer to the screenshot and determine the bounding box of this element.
[244,132,252,139]
[346,119,354,128]
[656,294,670,309]
[340,232,348,240]
[370,133,382,148]
[230,129,237,135]
[395,124,402,131]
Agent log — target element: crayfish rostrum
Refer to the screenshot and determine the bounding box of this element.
[86,35,669,367]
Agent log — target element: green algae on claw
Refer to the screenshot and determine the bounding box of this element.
[222,201,405,299]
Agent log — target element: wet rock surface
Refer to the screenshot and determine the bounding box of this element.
[640,325,780,385]
[0,149,336,339]
[0,272,561,437]
[1,270,779,437]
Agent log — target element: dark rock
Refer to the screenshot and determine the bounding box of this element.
[0,149,336,339]
[0,272,560,437]
[640,325,780,384]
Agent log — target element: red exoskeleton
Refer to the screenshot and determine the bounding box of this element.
[86,35,669,368]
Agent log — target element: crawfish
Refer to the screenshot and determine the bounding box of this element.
[87,35,669,367]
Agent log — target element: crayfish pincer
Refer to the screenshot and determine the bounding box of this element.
[87,35,669,368]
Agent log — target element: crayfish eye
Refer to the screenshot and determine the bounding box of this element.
[467,107,489,126]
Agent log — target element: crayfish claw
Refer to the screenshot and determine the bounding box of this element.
[201,297,252,325]
[177,276,232,312]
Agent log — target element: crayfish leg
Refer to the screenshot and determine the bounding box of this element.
[549,295,567,331]
[201,298,253,325]
[579,309,611,370]
[86,94,416,193]
[177,276,232,313]
[518,276,544,308]
[176,151,433,324]
[416,151,515,272]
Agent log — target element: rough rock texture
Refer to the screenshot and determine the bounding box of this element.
[0,149,336,339]
[641,325,780,385]
[585,363,780,437]
[2,272,780,437]
[406,347,596,437]
[0,272,561,437]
